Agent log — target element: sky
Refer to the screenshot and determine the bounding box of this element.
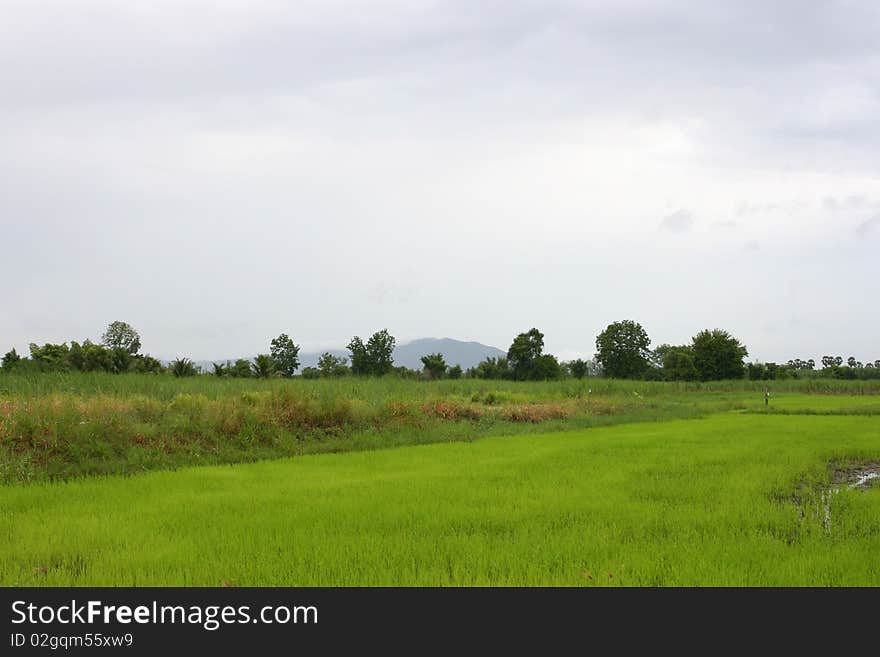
[2,0,878,362]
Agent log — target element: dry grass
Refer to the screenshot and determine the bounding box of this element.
[501,402,571,423]
[422,399,485,421]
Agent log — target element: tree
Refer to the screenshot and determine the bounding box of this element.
[366,329,395,376]
[2,348,21,371]
[467,356,510,379]
[230,359,253,378]
[68,340,114,372]
[317,353,349,377]
[447,364,463,379]
[347,337,370,375]
[595,320,651,379]
[252,354,276,378]
[661,346,698,381]
[690,329,748,381]
[567,358,589,379]
[170,357,196,377]
[129,354,163,374]
[212,362,227,377]
[392,365,420,379]
[300,367,320,379]
[786,358,814,371]
[101,321,141,355]
[109,348,133,374]
[420,353,448,379]
[270,334,300,377]
[507,328,545,381]
[348,330,396,376]
[747,362,767,381]
[530,354,563,380]
[29,342,71,371]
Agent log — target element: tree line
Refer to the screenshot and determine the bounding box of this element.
[3,320,879,381]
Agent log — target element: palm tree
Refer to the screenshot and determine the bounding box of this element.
[171,357,197,377]
[251,354,276,379]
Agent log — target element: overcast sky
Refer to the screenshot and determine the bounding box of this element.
[2,0,878,362]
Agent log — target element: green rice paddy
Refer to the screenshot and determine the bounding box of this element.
[2,391,878,586]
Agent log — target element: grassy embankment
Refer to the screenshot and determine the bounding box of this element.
[3,373,879,484]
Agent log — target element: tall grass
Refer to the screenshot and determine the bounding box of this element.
[2,372,878,484]
[2,371,880,399]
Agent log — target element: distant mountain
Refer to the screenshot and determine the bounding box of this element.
[186,338,505,374]
[299,337,506,370]
[390,338,506,370]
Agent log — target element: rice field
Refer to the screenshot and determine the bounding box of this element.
[2,407,878,586]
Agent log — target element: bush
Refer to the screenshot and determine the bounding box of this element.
[170,358,197,377]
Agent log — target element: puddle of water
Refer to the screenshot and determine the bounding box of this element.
[821,469,878,532]
[851,472,879,489]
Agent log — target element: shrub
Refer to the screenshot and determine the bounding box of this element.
[170,358,197,377]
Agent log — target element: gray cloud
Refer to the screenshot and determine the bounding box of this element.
[823,196,879,212]
[659,210,694,233]
[1,1,879,363]
[856,215,880,238]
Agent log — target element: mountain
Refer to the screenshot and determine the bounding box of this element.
[298,337,506,370]
[390,338,506,370]
[186,338,506,373]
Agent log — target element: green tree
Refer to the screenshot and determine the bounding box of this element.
[270,333,300,377]
[567,358,589,379]
[595,320,651,379]
[660,346,698,381]
[531,354,563,380]
[747,362,767,380]
[507,328,545,381]
[68,340,115,372]
[393,365,420,379]
[230,359,253,378]
[29,342,71,371]
[690,329,748,381]
[348,330,396,376]
[467,356,510,379]
[366,329,395,376]
[251,354,276,378]
[300,367,320,379]
[420,352,448,379]
[447,364,463,379]
[347,337,370,375]
[110,348,134,374]
[212,362,227,377]
[317,353,349,377]
[170,357,196,377]
[129,354,163,374]
[101,321,141,355]
[2,348,22,371]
